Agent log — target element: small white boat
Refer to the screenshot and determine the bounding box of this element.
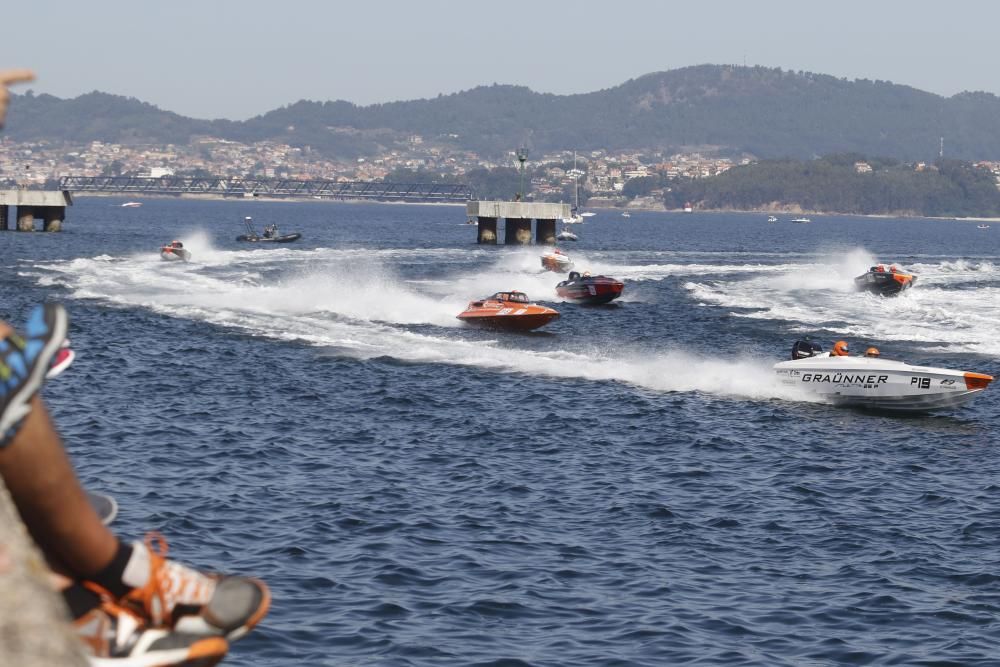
[977,224,990,229]
[621,211,631,218]
[556,228,578,242]
[561,213,584,224]
[160,241,191,262]
[775,341,992,412]
[121,202,142,208]
[791,217,811,223]
[580,212,596,218]
[767,215,778,223]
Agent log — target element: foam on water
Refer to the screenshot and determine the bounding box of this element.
[683,248,1000,356]
[28,248,812,404]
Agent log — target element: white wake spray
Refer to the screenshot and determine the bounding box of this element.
[27,246,816,404]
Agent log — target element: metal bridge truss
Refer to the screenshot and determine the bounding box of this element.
[58,176,473,202]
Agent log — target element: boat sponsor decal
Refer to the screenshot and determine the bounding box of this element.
[800,373,889,385]
[911,377,931,389]
[939,379,956,386]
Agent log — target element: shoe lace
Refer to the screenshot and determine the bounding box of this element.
[142,531,215,626]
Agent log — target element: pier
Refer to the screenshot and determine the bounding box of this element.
[467,200,572,245]
[0,189,73,231]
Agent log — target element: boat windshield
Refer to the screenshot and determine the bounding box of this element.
[494,292,529,303]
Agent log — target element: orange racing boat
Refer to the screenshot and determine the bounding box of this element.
[457,291,559,331]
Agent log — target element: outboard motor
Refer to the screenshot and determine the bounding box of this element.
[791,339,823,360]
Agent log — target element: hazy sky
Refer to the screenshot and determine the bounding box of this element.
[3,1,995,120]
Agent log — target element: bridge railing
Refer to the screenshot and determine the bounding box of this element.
[57,176,473,202]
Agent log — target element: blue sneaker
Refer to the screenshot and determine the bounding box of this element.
[0,303,68,446]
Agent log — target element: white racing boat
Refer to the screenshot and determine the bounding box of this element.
[540,248,574,272]
[775,342,993,412]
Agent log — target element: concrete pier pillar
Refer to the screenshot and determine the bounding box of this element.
[477,216,498,244]
[504,218,532,245]
[43,206,64,232]
[0,205,8,231]
[536,218,556,244]
[16,206,35,232]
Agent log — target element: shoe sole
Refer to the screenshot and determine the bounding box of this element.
[87,635,228,667]
[208,577,271,641]
[174,576,271,642]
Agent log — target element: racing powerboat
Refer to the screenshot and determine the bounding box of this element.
[556,228,578,241]
[236,216,302,243]
[541,248,573,272]
[775,340,993,412]
[457,291,560,331]
[854,264,916,296]
[160,241,191,262]
[556,271,624,305]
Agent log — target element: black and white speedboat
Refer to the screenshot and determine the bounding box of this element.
[775,340,992,412]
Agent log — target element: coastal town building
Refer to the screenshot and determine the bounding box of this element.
[0,135,749,208]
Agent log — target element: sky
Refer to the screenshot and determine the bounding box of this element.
[2,1,996,120]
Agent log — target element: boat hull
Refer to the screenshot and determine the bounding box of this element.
[457,312,559,331]
[160,248,191,261]
[854,271,916,296]
[556,276,624,304]
[774,356,992,412]
[236,233,302,243]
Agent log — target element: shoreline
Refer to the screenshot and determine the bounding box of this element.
[73,192,466,207]
[73,193,1000,221]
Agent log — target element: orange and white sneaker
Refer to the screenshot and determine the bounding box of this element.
[121,533,270,642]
[75,596,228,667]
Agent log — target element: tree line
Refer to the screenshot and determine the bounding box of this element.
[662,155,1000,217]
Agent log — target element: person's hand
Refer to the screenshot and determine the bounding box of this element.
[0,69,36,128]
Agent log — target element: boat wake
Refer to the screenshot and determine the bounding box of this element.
[684,248,1000,356]
[27,248,811,404]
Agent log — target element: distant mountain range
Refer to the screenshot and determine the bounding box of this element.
[9,65,1000,162]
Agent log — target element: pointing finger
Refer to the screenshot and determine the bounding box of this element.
[0,69,35,87]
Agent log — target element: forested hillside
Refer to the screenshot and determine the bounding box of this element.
[664,155,1000,217]
[10,65,1000,161]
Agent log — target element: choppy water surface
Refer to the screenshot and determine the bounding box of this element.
[4,200,1000,665]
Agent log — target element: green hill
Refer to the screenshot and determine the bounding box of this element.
[9,65,1000,161]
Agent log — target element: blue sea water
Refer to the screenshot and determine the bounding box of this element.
[3,199,1000,666]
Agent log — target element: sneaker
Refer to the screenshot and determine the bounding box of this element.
[76,596,229,667]
[122,533,270,642]
[0,303,68,445]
